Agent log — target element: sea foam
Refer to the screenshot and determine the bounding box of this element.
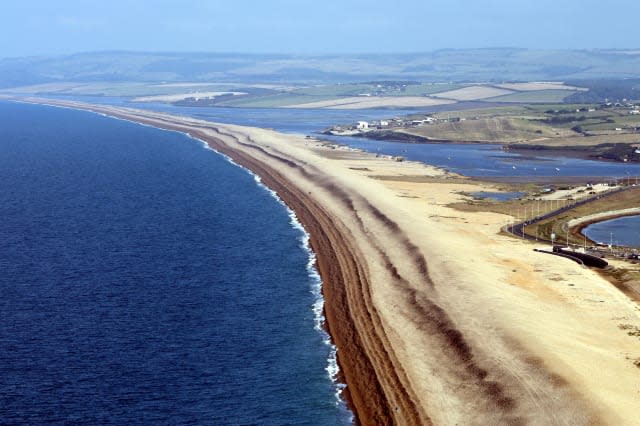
[21,102,354,423]
[192,132,353,420]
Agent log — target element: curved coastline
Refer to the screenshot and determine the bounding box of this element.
[166,122,424,424]
[196,137,352,417]
[568,208,640,247]
[14,97,640,425]
[19,99,407,423]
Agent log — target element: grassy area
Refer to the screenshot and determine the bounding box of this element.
[379,102,640,148]
[523,187,640,245]
[451,184,640,300]
[215,93,337,107]
[400,116,576,143]
[451,184,640,245]
[1,81,280,98]
[77,83,241,97]
[483,89,576,103]
[9,80,589,109]
[292,84,376,97]
[524,103,599,112]
[432,106,532,119]
[520,186,640,300]
[204,82,471,108]
[399,83,464,96]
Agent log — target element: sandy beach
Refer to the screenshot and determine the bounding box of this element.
[17,98,640,425]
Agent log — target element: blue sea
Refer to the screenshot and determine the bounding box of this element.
[584,215,640,247]
[0,101,351,424]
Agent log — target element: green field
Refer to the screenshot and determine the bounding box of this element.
[1,82,265,97]
[483,90,576,103]
[365,102,640,148]
[268,82,463,99]
[400,117,571,143]
[215,93,337,108]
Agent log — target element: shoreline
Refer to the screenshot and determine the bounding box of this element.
[569,208,640,248]
[328,130,640,164]
[197,134,352,416]
[18,98,399,423]
[14,97,640,425]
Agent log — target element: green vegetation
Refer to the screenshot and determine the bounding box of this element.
[221,82,464,106]
[372,102,640,151]
[525,187,640,245]
[565,79,640,103]
[0,81,272,98]
[3,51,640,112]
[1,79,469,108]
[483,89,575,103]
[393,83,464,96]
[453,186,640,247]
[287,82,463,97]
[292,84,375,97]
[453,185,640,301]
[213,93,337,108]
[398,117,564,143]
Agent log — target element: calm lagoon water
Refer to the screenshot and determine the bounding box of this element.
[471,191,526,201]
[0,101,350,424]
[584,215,640,247]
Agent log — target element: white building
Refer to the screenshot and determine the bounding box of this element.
[356,121,369,130]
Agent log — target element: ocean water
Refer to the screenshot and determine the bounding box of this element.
[583,215,640,247]
[0,101,350,424]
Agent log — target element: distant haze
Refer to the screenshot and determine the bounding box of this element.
[1,50,640,88]
[2,0,640,57]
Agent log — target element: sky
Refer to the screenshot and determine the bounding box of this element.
[1,0,639,58]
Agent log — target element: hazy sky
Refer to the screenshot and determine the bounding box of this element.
[2,0,639,57]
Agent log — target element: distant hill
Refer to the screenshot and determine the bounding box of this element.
[1,49,640,88]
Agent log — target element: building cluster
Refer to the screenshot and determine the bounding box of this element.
[349,116,439,132]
